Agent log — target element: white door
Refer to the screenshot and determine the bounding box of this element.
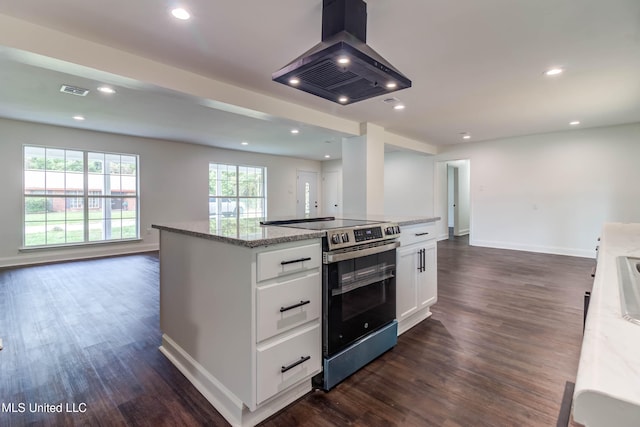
[296,171,318,218]
[452,166,461,236]
[322,171,341,217]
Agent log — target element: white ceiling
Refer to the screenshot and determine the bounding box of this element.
[0,0,639,160]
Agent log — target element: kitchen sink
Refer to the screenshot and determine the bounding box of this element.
[617,256,640,325]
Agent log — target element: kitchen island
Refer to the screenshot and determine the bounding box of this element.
[152,216,439,426]
[573,223,640,426]
[152,221,324,427]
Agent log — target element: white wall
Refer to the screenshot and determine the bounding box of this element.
[383,150,435,217]
[0,118,321,267]
[436,122,640,257]
[341,135,367,216]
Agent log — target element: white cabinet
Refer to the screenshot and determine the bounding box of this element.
[256,323,321,404]
[158,232,322,427]
[256,243,321,282]
[256,271,321,342]
[396,222,438,335]
[254,242,322,404]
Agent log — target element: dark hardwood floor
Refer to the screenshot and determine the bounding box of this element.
[0,238,593,426]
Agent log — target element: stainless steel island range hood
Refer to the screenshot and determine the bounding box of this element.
[272,0,412,105]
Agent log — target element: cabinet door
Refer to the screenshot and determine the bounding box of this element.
[396,245,419,321]
[256,271,321,342]
[418,242,437,308]
[256,243,321,282]
[256,323,321,405]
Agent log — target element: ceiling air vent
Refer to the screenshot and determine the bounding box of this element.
[60,85,90,96]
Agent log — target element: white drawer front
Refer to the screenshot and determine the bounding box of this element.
[256,272,321,342]
[400,223,437,246]
[256,323,321,404]
[257,243,321,282]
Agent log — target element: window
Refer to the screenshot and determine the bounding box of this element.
[209,163,265,236]
[23,146,139,247]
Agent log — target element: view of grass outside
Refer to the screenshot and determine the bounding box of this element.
[24,210,137,246]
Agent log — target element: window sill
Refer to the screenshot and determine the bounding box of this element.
[19,238,143,252]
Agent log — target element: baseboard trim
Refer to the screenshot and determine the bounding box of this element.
[398,309,432,336]
[454,228,470,237]
[0,243,159,268]
[159,334,313,427]
[160,334,245,426]
[470,239,595,258]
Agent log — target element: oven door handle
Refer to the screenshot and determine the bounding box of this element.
[331,271,395,296]
[324,241,400,263]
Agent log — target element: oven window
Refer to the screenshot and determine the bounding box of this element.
[341,281,387,321]
[325,248,397,355]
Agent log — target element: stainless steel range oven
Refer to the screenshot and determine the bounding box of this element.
[261,217,401,390]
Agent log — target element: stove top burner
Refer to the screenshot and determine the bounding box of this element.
[271,218,381,231]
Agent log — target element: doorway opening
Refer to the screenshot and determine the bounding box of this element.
[296,170,319,218]
[436,159,471,242]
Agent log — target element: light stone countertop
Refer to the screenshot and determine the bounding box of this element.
[152,221,324,248]
[364,215,440,227]
[573,222,640,427]
[152,216,439,248]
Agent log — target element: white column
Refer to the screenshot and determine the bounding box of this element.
[341,122,385,216]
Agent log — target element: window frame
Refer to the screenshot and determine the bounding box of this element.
[22,145,140,249]
[208,162,266,236]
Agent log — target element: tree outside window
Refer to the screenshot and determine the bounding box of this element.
[209,163,265,237]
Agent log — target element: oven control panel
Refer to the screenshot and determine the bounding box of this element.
[353,227,383,242]
[327,222,401,250]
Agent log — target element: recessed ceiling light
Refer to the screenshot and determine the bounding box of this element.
[290,129,299,134]
[569,120,581,126]
[393,104,405,110]
[337,56,350,65]
[171,8,191,20]
[73,115,85,121]
[544,68,564,76]
[338,96,348,103]
[463,135,471,139]
[386,82,397,89]
[241,141,249,146]
[324,155,331,159]
[97,86,116,94]
[289,78,300,85]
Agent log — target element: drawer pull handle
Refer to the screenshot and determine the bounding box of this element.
[281,355,311,373]
[414,232,430,236]
[280,300,311,313]
[280,257,311,265]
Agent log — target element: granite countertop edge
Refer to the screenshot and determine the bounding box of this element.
[152,216,439,248]
[395,217,440,226]
[152,223,324,248]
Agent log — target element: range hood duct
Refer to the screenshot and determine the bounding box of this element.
[272,0,411,105]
